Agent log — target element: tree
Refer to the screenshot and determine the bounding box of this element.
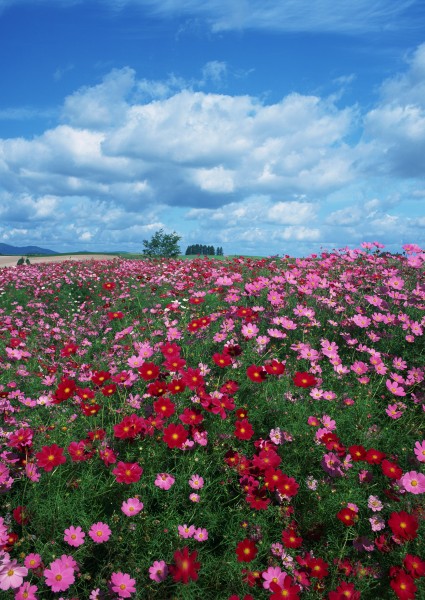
[142,229,181,258]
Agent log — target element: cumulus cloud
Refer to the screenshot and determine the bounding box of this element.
[363,43,425,178]
[1,43,425,254]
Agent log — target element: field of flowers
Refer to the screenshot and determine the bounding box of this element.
[0,242,424,599]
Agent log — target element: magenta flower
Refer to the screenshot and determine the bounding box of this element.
[178,524,195,538]
[121,497,144,517]
[399,471,425,494]
[262,565,286,590]
[24,553,42,569]
[149,560,168,582]
[193,527,208,542]
[189,474,204,489]
[154,473,175,490]
[64,525,85,547]
[385,379,406,396]
[15,581,39,600]
[110,572,136,598]
[414,440,425,463]
[89,521,112,543]
[44,558,75,592]
[0,559,28,590]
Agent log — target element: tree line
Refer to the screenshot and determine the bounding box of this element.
[185,244,223,256]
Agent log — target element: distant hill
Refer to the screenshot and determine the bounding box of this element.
[0,243,58,256]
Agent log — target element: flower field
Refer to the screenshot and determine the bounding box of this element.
[0,242,424,599]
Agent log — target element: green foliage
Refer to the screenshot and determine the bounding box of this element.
[142,228,181,258]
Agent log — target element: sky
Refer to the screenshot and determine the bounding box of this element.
[0,0,425,257]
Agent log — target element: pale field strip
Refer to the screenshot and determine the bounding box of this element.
[0,254,121,268]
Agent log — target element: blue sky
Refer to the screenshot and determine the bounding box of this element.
[0,0,424,256]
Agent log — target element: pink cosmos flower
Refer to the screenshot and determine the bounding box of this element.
[189,474,204,489]
[154,473,175,490]
[110,572,136,598]
[399,471,425,494]
[149,560,168,582]
[15,581,38,600]
[386,404,403,419]
[414,440,425,462]
[89,522,112,543]
[64,525,85,547]
[367,495,383,511]
[193,527,208,542]
[0,559,28,590]
[24,553,42,569]
[385,379,406,397]
[189,493,200,502]
[262,566,286,590]
[44,558,75,592]
[121,497,144,517]
[178,524,195,538]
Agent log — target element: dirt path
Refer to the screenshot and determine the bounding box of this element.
[0,254,122,268]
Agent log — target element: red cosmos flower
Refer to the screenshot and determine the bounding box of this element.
[113,414,145,439]
[68,441,93,462]
[167,379,186,394]
[264,360,286,376]
[12,505,30,525]
[388,511,419,541]
[153,397,176,418]
[99,446,117,465]
[91,371,111,386]
[189,296,204,304]
[404,554,425,579]
[60,343,78,357]
[236,538,258,563]
[87,429,106,442]
[170,546,201,584]
[223,343,243,358]
[107,311,123,320]
[381,459,403,479]
[101,383,117,396]
[348,445,367,461]
[36,444,66,472]
[337,507,358,527]
[252,449,281,471]
[163,423,188,448]
[365,448,386,464]
[147,380,168,397]
[293,372,317,388]
[276,474,299,498]
[235,306,253,319]
[307,556,329,579]
[328,581,361,599]
[264,468,286,491]
[198,316,211,328]
[160,342,181,358]
[224,450,240,467]
[213,353,232,367]
[7,428,33,449]
[269,576,301,599]
[181,367,205,390]
[102,282,116,291]
[188,319,202,333]
[112,461,143,484]
[80,402,101,416]
[282,527,303,549]
[76,387,95,401]
[138,362,160,381]
[234,419,254,441]
[246,488,270,510]
[390,571,417,600]
[179,407,204,426]
[164,356,186,371]
[246,365,266,383]
[53,378,76,403]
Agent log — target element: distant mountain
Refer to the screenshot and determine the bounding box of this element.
[0,243,58,256]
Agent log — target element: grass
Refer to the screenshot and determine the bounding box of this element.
[0,248,423,599]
